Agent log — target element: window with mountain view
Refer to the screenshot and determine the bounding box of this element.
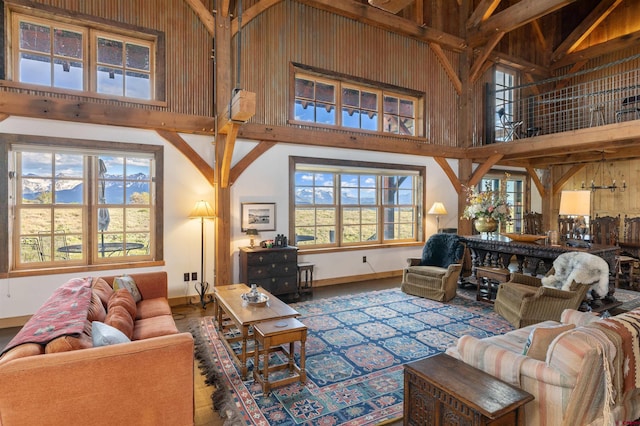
[7,138,161,270]
[291,157,423,248]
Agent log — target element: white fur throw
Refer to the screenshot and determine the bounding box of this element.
[541,252,610,298]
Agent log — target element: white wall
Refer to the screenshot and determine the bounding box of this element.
[229,141,460,284]
[0,117,215,319]
[0,117,461,320]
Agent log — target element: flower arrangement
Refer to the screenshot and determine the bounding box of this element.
[461,178,512,223]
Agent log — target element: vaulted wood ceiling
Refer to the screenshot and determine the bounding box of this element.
[215,0,640,168]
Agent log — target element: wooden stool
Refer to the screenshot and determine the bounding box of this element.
[253,317,307,395]
[297,262,315,296]
[475,266,510,303]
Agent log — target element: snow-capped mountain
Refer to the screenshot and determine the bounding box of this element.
[21,173,150,203]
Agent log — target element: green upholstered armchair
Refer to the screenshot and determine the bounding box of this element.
[401,234,465,302]
[494,271,591,328]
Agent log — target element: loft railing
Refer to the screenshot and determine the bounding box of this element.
[492,67,640,143]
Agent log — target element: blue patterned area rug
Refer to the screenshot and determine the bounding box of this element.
[191,288,513,425]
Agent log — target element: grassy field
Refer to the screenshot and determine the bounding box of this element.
[19,202,151,263]
[295,206,415,245]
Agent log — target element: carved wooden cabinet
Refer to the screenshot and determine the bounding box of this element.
[239,246,298,297]
[404,354,532,426]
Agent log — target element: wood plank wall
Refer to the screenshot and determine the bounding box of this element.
[2,0,214,117]
[238,1,465,147]
[552,46,640,229]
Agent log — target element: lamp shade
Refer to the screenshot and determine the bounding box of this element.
[189,200,215,219]
[245,228,259,236]
[427,202,448,215]
[558,190,591,216]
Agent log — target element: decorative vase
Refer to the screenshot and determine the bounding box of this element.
[474,217,498,233]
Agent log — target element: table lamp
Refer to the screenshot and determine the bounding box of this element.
[559,190,591,217]
[246,228,259,248]
[189,200,215,309]
[427,202,448,232]
[559,190,591,240]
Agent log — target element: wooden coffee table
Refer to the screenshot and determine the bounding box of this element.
[213,284,300,378]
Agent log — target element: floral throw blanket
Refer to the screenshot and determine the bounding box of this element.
[1,277,93,356]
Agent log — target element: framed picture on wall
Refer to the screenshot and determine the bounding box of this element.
[241,202,276,231]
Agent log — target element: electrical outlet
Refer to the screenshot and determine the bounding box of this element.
[191,272,198,281]
[183,273,189,282]
[362,256,367,263]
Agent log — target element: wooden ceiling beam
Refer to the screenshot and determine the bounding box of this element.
[429,43,462,94]
[183,0,215,37]
[466,0,501,30]
[434,157,463,194]
[552,163,586,195]
[237,123,466,158]
[468,0,578,48]
[231,0,283,35]
[469,31,504,83]
[526,166,546,197]
[469,153,503,186]
[551,0,622,63]
[296,0,467,52]
[552,27,640,69]
[229,141,276,185]
[0,91,215,135]
[467,121,640,167]
[488,51,550,77]
[157,130,215,186]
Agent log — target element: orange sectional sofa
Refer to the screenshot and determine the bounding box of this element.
[0,271,194,426]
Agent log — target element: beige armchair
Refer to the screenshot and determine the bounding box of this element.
[401,234,465,302]
[494,271,591,328]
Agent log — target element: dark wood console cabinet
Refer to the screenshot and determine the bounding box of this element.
[239,246,298,297]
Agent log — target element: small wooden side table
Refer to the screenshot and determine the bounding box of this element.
[404,353,533,426]
[253,317,307,395]
[297,262,315,296]
[475,266,510,303]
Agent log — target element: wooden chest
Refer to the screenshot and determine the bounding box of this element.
[404,353,533,426]
[239,246,298,296]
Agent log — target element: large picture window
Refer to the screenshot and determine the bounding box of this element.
[2,135,162,272]
[293,72,421,137]
[291,157,423,248]
[10,10,157,101]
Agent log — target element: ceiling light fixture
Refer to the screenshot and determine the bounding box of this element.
[581,152,626,192]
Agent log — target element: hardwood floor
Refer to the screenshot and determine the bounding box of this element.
[0,278,403,426]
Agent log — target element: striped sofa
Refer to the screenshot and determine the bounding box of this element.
[446,308,640,426]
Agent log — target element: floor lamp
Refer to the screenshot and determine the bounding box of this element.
[190,200,215,309]
[427,202,448,233]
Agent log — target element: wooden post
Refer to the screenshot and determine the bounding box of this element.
[214,0,233,287]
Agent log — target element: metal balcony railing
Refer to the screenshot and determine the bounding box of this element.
[493,67,640,142]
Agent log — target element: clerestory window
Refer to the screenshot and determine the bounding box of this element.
[291,157,423,248]
[9,9,158,101]
[1,135,162,272]
[293,71,421,137]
